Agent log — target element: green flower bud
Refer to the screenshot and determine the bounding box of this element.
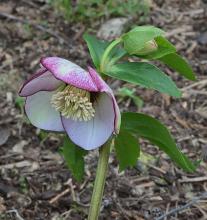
[135,40,158,55]
[121,26,164,55]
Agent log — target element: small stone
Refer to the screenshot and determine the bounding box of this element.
[202,145,207,162]
[151,207,163,217]
[0,128,10,146]
[103,198,113,208]
[12,140,28,154]
[97,17,132,40]
[197,32,207,46]
[0,196,6,214]
[6,92,13,102]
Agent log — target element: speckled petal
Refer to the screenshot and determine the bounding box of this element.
[62,93,115,150]
[19,68,63,97]
[88,66,121,134]
[40,57,98,92]
[25,91,64,131]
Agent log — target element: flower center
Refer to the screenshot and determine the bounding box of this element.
[51,85,95,121]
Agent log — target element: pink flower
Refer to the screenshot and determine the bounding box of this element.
[19,57,121,150]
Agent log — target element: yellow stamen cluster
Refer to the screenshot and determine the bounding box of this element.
[51,85,95,121]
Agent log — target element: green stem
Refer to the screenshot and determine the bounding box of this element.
[100,38,122,73]
[88,142,111,220]
[87,37,121,220]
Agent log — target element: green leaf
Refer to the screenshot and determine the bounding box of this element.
[139,36,176,59]
[132,96,144,108]
[105,62,181,97]
[15,96,25,111]
[121,112,197,172]
[61,137,87,181]
[118,87,135,97]
[83,34,109,69]
[122,25,164,55]
[83,34,126,70]
[159,53,196,81]
[114,131,140,171]
[117,87,143,108]
[38,130,49,141]
[107,46,127,66]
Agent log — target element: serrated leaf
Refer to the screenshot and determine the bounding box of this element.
[139,36,176,59]
[105,62,181,97]
[122,25,164,55]
[114,131,140,171]
[121,112,197,172]
[61,137,87,181]
[83,34,126,70]
[159,53,196,81]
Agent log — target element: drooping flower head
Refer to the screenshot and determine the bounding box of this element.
[19,57,121,150]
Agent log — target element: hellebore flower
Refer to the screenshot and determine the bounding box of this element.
[19,57,120,150]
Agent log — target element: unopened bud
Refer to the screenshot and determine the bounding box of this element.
[135,40,158,56]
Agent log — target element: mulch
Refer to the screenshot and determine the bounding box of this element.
[0,0,207,219]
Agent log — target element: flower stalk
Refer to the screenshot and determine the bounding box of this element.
[100,38,122,73]
[88,141,111,220]
[87,38,122,219]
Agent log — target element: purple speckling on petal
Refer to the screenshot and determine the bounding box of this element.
[41,57,99,91]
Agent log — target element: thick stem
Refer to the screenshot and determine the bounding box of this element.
[100,38,122,73]
[87,142,111,220]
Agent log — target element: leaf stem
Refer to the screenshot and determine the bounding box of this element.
[100,38,122,73]
[87,142,111,220]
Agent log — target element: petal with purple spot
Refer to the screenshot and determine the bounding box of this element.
[88,66,121,133]
[62,93,115,150]
[19,68,63,97]
[25,91,64,131]
[41,57,98,92]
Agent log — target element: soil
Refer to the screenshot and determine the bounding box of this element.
[0,0,207,219]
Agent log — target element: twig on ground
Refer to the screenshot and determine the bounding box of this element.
[164,203,170,220]
[155,192,207,220]
[152,7,204,16]
[49,179,75,204]
[181,79,207,91]
[136,181,155,188]
[0,12,67,45]
[60,209,73,218]
[183,89,207,99]
[6,209,24,220]
[68,179,77,202]
[179,176,207,183]
[165,26,192,37]
[73,25,85,41]
[49,188,70,204]
[193,204,207,219]
[21,0,39,8]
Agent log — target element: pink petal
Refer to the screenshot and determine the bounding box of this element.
[19,68,63,97]
[62,93,115,150]
[40,57,99,92]
[88,67,121,134]
[25,91,64,131]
